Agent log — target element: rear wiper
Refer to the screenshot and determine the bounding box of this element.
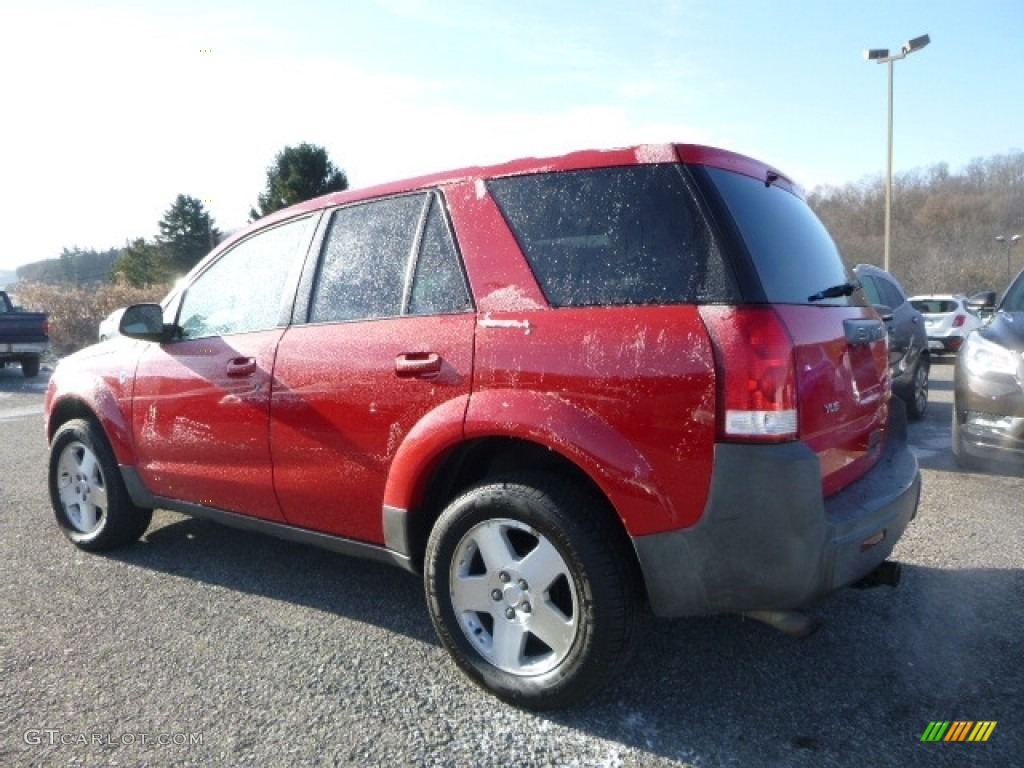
[808,280,861,302]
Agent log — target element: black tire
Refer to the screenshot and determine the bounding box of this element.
[901,356,929,420]
[49,419,153,551]
[21,356,40,378]
[424,473,639,709]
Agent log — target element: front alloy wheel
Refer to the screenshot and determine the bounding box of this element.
[55,439,109,535]
[49,419,153,551]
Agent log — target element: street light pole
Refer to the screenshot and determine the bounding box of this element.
[885,58,894,274]
[995,234,1022,284]
[864,34,931,273]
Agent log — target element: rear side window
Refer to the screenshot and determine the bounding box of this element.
[488,165,733,306]
[310,194,425,323]
[308,191,472,323]
[702,167,853,306]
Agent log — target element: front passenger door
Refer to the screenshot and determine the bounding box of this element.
[131,215,318,520]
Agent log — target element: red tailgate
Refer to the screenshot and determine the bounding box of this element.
[776,305,890,496]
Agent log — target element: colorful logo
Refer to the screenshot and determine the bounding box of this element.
[921,721,997,742]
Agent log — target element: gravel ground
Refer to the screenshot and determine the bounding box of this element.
[1,360,1021,767]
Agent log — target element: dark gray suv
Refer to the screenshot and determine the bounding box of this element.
[855,264,930,419]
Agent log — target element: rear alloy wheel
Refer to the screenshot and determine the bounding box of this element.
[904,356,929,420]
[425,473,638,709]
[49,419,153,551]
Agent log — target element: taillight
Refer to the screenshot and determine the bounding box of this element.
[952,314,966,328]
[699,306,798,442]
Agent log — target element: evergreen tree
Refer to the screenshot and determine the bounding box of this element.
[112,238,169,288]
[158,194,220,275]
[250,143,348,220]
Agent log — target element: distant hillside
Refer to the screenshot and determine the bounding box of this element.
[808,150,1024,296]
[16,247,121,285]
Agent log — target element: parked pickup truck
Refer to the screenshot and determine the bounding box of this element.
[0,290,49,377]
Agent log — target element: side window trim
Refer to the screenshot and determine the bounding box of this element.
[399,194,435,315]
[275,211,325,327]
[407,191,475,316]
[439,191,474,312]
[291,210,336,325]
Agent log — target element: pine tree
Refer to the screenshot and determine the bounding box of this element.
[158,195,220,275]
[112,239,169,287]
[250,143,348,220]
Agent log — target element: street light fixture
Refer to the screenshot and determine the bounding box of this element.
[995,234,1022,284]
[864,33,931,273]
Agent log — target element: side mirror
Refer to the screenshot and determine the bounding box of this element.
[967,290,996,311]
[967,291,997,325]
[119,304,170,342]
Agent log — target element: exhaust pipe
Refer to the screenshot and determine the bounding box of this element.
[743,610,822,640]
[852,560,902,589]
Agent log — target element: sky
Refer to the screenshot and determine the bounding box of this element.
[1,0,1022,273]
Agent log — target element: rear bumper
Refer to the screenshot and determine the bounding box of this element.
[633,400,921,617]
[0,342,47,356]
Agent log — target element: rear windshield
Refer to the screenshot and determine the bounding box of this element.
[702,167,855,306]
[487,165,735,307]
[911,299,958,314]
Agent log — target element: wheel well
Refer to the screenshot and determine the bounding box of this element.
[404,437,644,591]
[47,398,102,442]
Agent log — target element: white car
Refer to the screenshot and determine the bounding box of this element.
[97,308,125,341]
[909,294,981,354]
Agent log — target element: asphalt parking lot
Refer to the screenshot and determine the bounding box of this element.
[1,358,1021,767]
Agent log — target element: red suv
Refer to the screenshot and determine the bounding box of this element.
[45,144,920,709]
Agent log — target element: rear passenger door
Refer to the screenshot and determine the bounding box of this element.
[270,191,475,543]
